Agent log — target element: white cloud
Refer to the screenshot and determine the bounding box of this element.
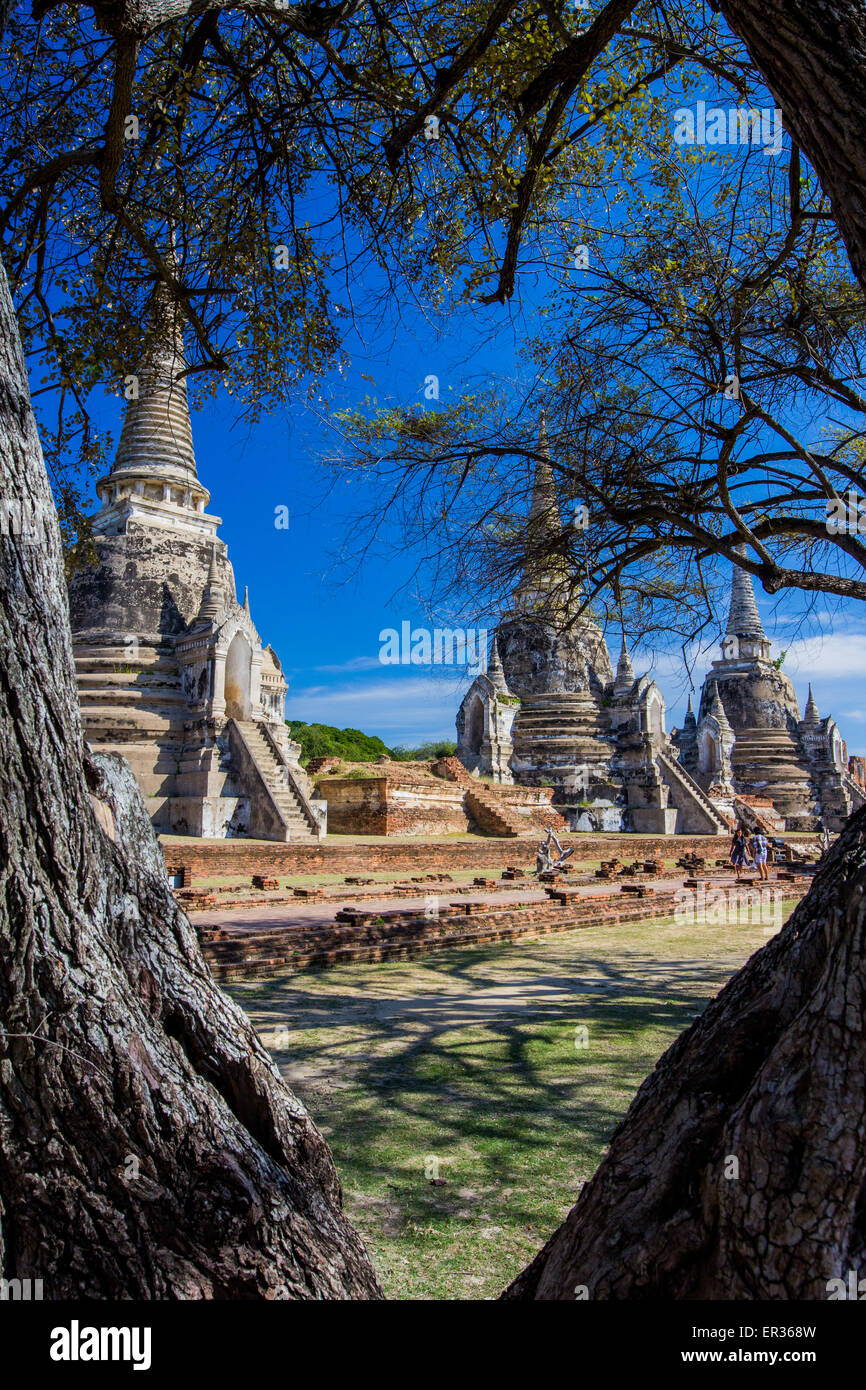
[782,634,866,680]
[312,655,382,674]
[285,674,462,741]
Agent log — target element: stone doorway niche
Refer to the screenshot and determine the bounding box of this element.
[466,696,485,756]
[700,728,718,775]
[832,728,844,770]
[225,631,252,720]
[648,696,664,741]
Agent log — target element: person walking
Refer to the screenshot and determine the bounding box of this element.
[730,824,750,881]
[750,827,769,881]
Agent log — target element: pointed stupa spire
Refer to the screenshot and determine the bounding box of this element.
[684,693,696,727]
[527,411,561,531]
[486,633,509,693]
[92,253,221,540]
[242,585,250,614]
[804,684,820,724]
[725,547,766,640]
[196,544,224,623]
[614,633,635,693]
[515,412,568,611]
[708,682,733,733]
[110,273,198,485]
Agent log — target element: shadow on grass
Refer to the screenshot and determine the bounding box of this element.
[226,935,750,1248]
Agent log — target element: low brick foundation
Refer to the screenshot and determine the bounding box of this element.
[317,765,565,837]
[200,883,807,981]
[162,831,815,882]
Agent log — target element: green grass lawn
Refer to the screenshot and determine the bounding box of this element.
[226,909,793,1299]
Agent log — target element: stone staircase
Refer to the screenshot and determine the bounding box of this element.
[230,720,321,842]
[432,756,528,837]
[733,795,785,835]
[843,772,866,814]
[74,641,187,796]
[657,751,732,834]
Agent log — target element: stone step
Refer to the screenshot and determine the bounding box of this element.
[75,664,181,683]
[232,719,319,838]
[78,687,189,710]
[80,707,185,734]
[75,653,180,672]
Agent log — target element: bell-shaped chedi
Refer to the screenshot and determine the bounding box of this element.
[68,288,325,842]
[457,417,681,833]
[686,551,861,830]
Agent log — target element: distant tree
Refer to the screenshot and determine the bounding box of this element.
[391,741,458,761]
[287,721,391,764]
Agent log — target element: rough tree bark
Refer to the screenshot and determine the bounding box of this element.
[0,259,382,1299]
[716,0,866,295]
[503,814,866,1299]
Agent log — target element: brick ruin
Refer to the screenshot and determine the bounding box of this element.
[315,757,565,836]
[162,827,818,981]
[160,828,818,882]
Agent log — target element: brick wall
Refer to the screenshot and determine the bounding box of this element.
[384,782,471,835]
[160,829,814,881]
[320,776,471,835]
[314,767,566,838]
[318,778,389,835]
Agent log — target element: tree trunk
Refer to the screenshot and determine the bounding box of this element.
[0,259,382,1299]
[502,814,866,1299]
[718,0,866,295]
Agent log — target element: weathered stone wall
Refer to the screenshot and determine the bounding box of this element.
[497,783,565,818]
[319,776,470,836]
[496,613,613,696]
[384,783,471,835]
[68,527,234,641]
[319,778,388,835]
[701,662,801,732]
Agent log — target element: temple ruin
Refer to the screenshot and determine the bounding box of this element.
[673,554,864,831]
[455,422,728,834]
[67,294,325,841]
[456,427,863,834]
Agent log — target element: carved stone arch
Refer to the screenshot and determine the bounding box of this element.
[225,630,253,720]
[699,725,719,775]
[214,602,261,659]
[647,690,665,740]
[830,721,844,770]
[466,694,486,756]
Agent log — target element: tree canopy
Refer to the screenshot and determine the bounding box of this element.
[4,0,866,622]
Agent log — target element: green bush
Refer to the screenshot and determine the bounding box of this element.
[286,721,456,766]
[287,721,391,765]
[390,740,457,761]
